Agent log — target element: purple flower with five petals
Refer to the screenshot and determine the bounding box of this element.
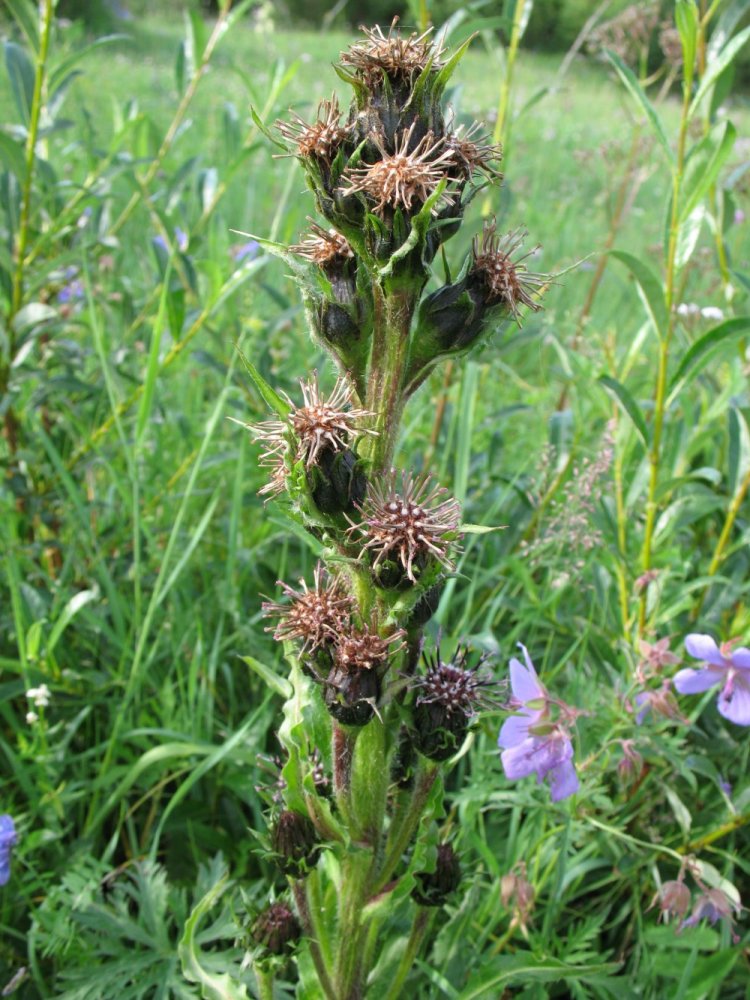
[498,644,579,802]
[673,634,750,726]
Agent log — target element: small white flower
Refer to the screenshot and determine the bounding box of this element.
[701,306,724,322]
[26,684,51,708]
[26,711,38,724]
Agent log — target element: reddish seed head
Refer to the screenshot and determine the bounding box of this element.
[339,124,458,216]
[290,221,354,267]
[350,469,461,583]
[444,122,503,181]
[340,18,444,84]
[262,562,354,652]
[472,222,548,323]
[416,645,497,716]
[333,622,406,674]
[276,95,349,162]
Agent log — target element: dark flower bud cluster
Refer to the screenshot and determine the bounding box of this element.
[271,809,321,877]
[250,900,301,957]
[412,842,461,906]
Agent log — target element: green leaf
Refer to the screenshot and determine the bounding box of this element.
[599,375,650,448]
[4,0,38,53]
[680,120,736,223]
[187,8,208,63]
[675,205,705,269]
[727,405,750,499]
[0,131,27,180]
[5,40,35,124]
[233,344,291,418]
[610,249,668,336]
[675,1,698,88]
[604,50,673,166]
[48,35,129,93]
[47,587,100,657]
[179,875,250,1000]
[668,316,750,394]
[459,955,622,999]
[690,24,750,116]
[707,0,750,64]
[239,654,292,698]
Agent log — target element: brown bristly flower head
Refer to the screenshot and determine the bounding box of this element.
[248,372,375,480]
[351,469,461,582]
[333,621,406,673]
[444,121,503,181]
[276,94,349,162]
[291,372,375,468]
[289,221,354,268]
[262,562,354,652]
[339,123,457,216]
[472,222,548,323]
[414,644,498,717]
[340,18,444,84]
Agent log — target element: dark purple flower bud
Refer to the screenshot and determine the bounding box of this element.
[0,815,17,886]
[251,901,301,955]
[271,810,321,877]
[412,843,461,907]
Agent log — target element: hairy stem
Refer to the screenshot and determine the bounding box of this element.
[292,881,337,1000]
[376,761,439,893]
[385,907,433,1000]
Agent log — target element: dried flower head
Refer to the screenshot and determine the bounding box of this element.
[340,18,444,84]
[276,95,349,161]
[333,622,406,674]
[289,221,354,267]
[652,879,692,924]
[248,373,375,484]
[350,469,461,582]
[444,122,503,181]
[251,901,301,956]
[262,562,353,652]
[472,222,548,322]
[339,124,457,216]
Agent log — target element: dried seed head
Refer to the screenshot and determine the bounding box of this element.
[471,222,548,323]
[262,562,353,652]
[290,221,354,267]
[341,18,444,85]
[291,372,375,468]
[350,469,461,583]
[444,122,503,181]
[339,124,457,216]
[276,95,349,161]
[333,623,406,674]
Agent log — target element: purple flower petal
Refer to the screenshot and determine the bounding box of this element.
[498,713,533,750]
[501,739,540,781]
[717,675,750,726]
[729,647,750,670]
[673,666,722,694]
[509,651,544,703]
[685,634,725,667]
[549,758,579,801]
[634,692,650,725]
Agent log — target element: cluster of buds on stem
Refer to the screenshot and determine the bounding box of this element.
[244,19,552,996]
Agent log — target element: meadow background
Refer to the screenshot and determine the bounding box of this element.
[1,0,750,996]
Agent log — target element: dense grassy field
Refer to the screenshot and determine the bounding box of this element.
[1,4,750,997]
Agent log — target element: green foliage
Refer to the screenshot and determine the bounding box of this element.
[1,3,750,998]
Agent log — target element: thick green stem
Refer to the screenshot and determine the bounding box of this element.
[385,908,433,1000]
[334,849,372,998]
[361,284,415,474]
[292,881,337,1000]
[376,761,439,893]
[253,965,274,1000]
[332,724,359,829]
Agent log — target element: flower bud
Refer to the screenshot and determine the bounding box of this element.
[411,843,461,906]
[251,901,301,956]
[408,581,444,628]
[654,879,691,923]
[271,810,321,877]
[390,726,416,788]
[324,662,380,727]
[310,447,367,515]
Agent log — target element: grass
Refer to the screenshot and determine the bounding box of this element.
[1,5,750,998]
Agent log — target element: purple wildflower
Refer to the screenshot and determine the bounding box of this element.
[673,634,750,726]
[0,815,17,886]
[498,644,579,802]
[231,240,260,263]
[681,887,742,938]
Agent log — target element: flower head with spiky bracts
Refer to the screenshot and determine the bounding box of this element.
[471,222,548,323]
[415,644,499,717]
[262,562,354,652]
[444,122,503,182]
[290,222,354,269]
[334,622,406,674]
[340,18,444,85]
[248,373,375,484]
[276,95,349,162]
[339,124,458,217]
[350,470,461,583]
